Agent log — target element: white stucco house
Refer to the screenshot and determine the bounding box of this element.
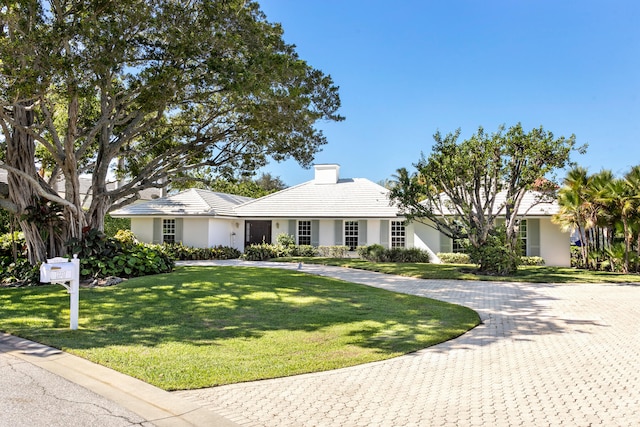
[110,164,571,266]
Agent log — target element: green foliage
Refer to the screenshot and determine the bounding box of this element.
[0,209,11,235]
[467,232,520,275]
[242,242,287,261]
[1,0,343,250]
[276,232,296,249]
[437,252,472,264]
[358,245,430,263]
[357,244,386,261]
[390,123,580,270]
[555,165,640,273]
[171,171,288,198]
[242,238,319,261]
[104,214,131,238]
[67,229,173,279]
[294,245,318,257]
[163,243,241,261]
[317,246,350,258]
[113,229,138,246]
[520,256,545,266]
[0,232,40,286]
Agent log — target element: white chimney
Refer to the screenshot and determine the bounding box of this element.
[313,164,340,184]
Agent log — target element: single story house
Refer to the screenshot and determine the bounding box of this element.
[110,164,571,266]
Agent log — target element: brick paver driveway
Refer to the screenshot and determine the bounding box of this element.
[176,261,640,426]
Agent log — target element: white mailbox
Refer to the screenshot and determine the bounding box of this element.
[40,255,80,330]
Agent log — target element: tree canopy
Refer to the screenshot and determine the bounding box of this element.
[389,123,582,273]
[0,0,343,262]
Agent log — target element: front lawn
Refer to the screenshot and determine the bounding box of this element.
[278,258,640,283]
[0,266,479,390]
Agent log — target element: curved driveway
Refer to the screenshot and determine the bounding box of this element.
[175,260,640,426]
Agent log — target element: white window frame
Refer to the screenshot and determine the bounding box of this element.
[518,219,528,255]
[391,221,406,248]
[163,218,176,244]
[298,220,311,246]
[344,221,359,251]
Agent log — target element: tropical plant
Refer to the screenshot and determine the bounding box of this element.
[555,165,640,272]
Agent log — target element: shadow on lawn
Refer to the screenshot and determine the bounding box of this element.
[0,266,477,355]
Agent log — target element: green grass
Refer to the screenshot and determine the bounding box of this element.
[277,257,640,283]
[0,266,479,390]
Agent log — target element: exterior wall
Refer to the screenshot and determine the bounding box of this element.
[131,218,154,244]
[367,220,381,246]
[182,218,209,248]
[539,217,571,267]
[207,218,242,249]
[318,220,336,246]
[408,221,442,262]
[227,219,244,250]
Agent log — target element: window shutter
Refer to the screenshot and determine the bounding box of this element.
[358,220,367,246]
[440,235,452,253]
[380,220,389,247]
[528,219,540,256]
[311,220,320,246]
[153,218,162,244]
[288,220,296,236]
[334,220,343,245]
[175,218,183,243]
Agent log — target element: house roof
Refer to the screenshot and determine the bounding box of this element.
[109,188,253,217]
[234,178,399,218]
[426,190,560,216]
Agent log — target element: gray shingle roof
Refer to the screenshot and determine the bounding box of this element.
[425,190,559,216]
[110,188,253,217]
[235,178,399,218]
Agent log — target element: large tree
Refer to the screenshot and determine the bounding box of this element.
[390,123,581,273]
[0,0,343,263]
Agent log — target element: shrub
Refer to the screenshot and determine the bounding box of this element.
[437,252,472,264]
[1,232,40,286]
[163,243,240,260]
[103,214,131,237]
[276,233,296,249]
[317,245,350,258]
[358,245,430,263]
[293,245,318,257]
[520,256,545,266]
[242,243,282,261]
[357,244,385,261]
[467,231,520,275]
[68,228,173,279]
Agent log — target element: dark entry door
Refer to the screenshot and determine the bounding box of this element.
[245,220,272,247]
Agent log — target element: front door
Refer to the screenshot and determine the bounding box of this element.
[245,220,272,247]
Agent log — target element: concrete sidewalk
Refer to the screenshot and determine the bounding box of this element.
[177,260,640,426]
[0,333,239,427]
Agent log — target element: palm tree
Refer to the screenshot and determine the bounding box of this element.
[598,177,636,273]
[624,165,640,271]
[553,167,591,267]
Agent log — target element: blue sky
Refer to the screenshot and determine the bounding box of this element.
[258,0,640,187]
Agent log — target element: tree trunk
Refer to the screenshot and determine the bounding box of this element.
[6,104,48,264]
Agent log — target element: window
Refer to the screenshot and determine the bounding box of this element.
[163,219,176,244]
[391,221,406,248]
[298,220,311,245]
[452,238,466,253]
[344,221,359,251]
[518,220,528,255]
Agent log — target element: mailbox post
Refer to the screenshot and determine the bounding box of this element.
[40,254,80,330]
